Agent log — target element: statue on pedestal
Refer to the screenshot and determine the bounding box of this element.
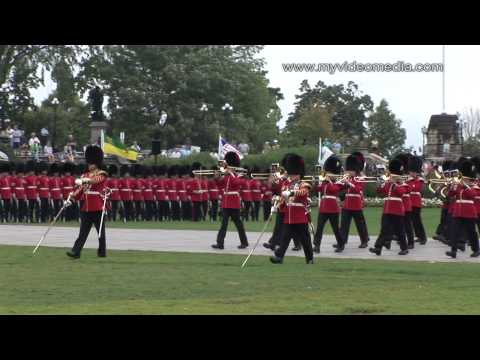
[88,86,104,122]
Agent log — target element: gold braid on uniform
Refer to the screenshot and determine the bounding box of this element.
[292,181,312,196]
[88,170,108,184]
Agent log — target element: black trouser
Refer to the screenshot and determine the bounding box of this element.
[11,199,18,222]
[210,200,219,221]
[171,201,181,220]
[192,201,202,222]
[404,211,415,246]
[216,208,248,247]
[200,201,208,221]
[374,214,408,251]
[252,201,261,221]
[157,200,169,221]
[2,199,11,222]
[144,200,154,221]
[52,199,62,221]
[340,209,369,244]
[17,199,27,222]
[71,211,106,256]
[274,223,314,263]
[436,207,449,236]
[268,212,301,248]
[134,200,143,221]
[411,207,427,242]
[28,199,38,222]
[181,201,191,220]
[450,217,480,253]
[109,200,119,222]
[123,200,134,221]
[263,201,272,221]
[39,198,49,223]
[314,213,344,247]
[242,201,252,221]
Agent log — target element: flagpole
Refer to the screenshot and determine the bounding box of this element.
[318,137,322,165]
[101,129,104,150]
[218,133,222,160]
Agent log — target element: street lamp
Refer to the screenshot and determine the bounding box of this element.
[222,103,233,139]
[421,126,428,157]
[51,97,59,151]
[159,110,168,126]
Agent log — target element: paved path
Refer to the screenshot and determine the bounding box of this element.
[0,224,477,263]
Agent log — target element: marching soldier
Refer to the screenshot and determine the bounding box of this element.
[142,166,155,221]
[119,165,134,222]
[25,160,39,223]
[157,165,170,221]
[178,165,191,221]
[37,162,51,223]
[338,152,370,249]
[446,159,480,258]
[208,166,220,221]
[433,160,453,243]
[66,145,109,259]
[240,166,253,222]
[12,163,27,223]
[369,158,409,256]
[189,162,204,222]
[200,168,209,222]
[250,166,262,221]
[131,164,145,221]
[212,152,249,249]
[61,163,76,222]
[261,172,273,221]
[313,155,346,253]
[270,153,314,264]
[48,163,63,222]
[0,163,14,223]
[408,155,428,245]
[106,164,121,222]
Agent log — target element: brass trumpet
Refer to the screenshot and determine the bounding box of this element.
[316,171,344,182]
[217,160,248,174]
[192,169,219,176]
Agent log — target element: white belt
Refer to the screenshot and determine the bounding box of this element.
[242,190,252,192]
[144,189,152,192]
[39,188,49,191]
[321,195,337,200]
[27,186,37,189]
[134,190,142,192]
[385,197,402,201]
[224,191,239,195]
[111,188,119,191]
[411,192,421,195]
[15,187,24,190]
[1,187,11,190]
[288,202,305,207]
[52,188,61,191]
[121,189,131,192]
[192,190,205,194]
[168,190,177,192]
[179,190,187,192]
[156,190,165,192]
[252,190,261,192]
[402,194,410,197]
[209,189,219,192]
[457,200,474,204]
[64,186,73,189]
[346,194,361,198]
[85,191,100,195]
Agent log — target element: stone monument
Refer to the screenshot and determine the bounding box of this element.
[424,113,463,162]
[88,86,108,145]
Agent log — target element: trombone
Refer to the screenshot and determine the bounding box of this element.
[217,160,248,174]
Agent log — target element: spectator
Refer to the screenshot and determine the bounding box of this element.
[238,142,250,155]
[6,125,13,140]
[40,127,49,146]
[66,134,77,153]
[29,132,41,160]
[44,141,55,163]
[12,125,22,149]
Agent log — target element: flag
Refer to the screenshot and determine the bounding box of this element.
[318,137,334,166]
[218,134,243,160]
[102,132,139,161]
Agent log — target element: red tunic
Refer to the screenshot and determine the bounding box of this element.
[188,178,204,202]
[240,178,253,202]
[176,178,189,202]
[131,178,144,201]
[208,179,220,200]
[62,176,75,200]
[37,175,50,199]
[452,183,478,219]
[216,174,245,209]
[472,181,480,216]
[154,178,167,201]
[400,182,412,213]
[119,177,134,201]
[0,175,14,200]
[49,176,63,200]
[166,178,179,201]
[407,177,424,208]
[343,179,365,211]
[72,170,108,212]
[12,176,27,200]
[316,181,343,214]
[261,183,273,202]
[25,175,39,200]
[377,181,407,216]
[143,178,155,201]
[106,178,121,201]
[284,180,310,224]
[277,179,290,213]
[201,179,209,201]
[250,179,262,202]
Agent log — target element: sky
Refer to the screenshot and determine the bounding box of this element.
[31,45,480,151]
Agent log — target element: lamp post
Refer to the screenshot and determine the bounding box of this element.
[0,84,9,130]
[421,126,428,158]
[221,102,233,140]
[51,98,59,151]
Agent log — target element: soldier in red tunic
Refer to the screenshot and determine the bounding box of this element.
[66,145,109,259]
[61,162,76,222]
[212,152,249,249]
[261,171,273,222]
[188,162,204,222]
[200,167,209,222]
[131,164,144,221]
[338,152,370,249]
[0,162,14,223]
[446,159,480,258]
[313,155,346,253]
[177,165,191,221]
[48,163,63,221]
[12,163,28,223]
[167,165,181,221]
[156,165,170,221]
[118,165,134,222]
[240,166,253,222]
[143,166,155,221]
[407,155,428,245]
[24,160,39,223]
[250,166,262,221]
[208,166,220,221]
[106,165,121,222]
[369,158,410,256]
[270,153,314,264]
[36,162,51,223]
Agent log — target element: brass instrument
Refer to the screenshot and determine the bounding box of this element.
[316,170,344,182]
[192,170,219,176]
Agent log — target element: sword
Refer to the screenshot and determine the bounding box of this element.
[241,197,280,269]
[98,188,112,242]
[33,192,72,254]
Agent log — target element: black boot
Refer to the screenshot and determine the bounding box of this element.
[291,246,301,251]
[313,245,320,253]
[306,259,314,264]
[270,256,283,264]
[97,250,106,258]
[211,244,224,250]
[66,251,80,259]
[369,247,381,256]
[471,251,480,258]
[238,244,248,249]
[384,241,391,250]
[398,250,409,255]
[408,244,414,249]
[446,250,457,258]
[358,242,368,249]
[263,242,273,250]
[334,244,345,253]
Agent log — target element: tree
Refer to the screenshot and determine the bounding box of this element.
[285,80,373,145]
[366,99,406,157]
[462,107,480,140]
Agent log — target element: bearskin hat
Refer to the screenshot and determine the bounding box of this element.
[15,162,25,174]
[9,161,15,173]
[459,159,476,179]
[108,164,118,176]
[131,164,143,177]
[85,145,104,166]
[62,162,75,174]
[388,158,404,175]
[324,155,342,175]
[142,165,152,177]
[25,160,36,173]
[191,162,202,171]
[471,156,480,176]
[158,165,167,176]
[76,163,86,175]
[252,166,260,174]
[167,165,178,177]
[394,153,411,170]
[181,165,191,176]
[224,151,240,167]
[442,160,453,172]
[49,163,60,175]
[282,153,305,176]
[0,162,8,173]
[407,155,423,173]
[120,165,130,176]
[346,152,364,173]
[36,162,48,174]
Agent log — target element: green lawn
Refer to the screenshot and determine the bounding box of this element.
[20,207,442,236]
[1,244,479,314]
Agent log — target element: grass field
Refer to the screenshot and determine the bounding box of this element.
[2,244,480,315]
[20,207,442,236]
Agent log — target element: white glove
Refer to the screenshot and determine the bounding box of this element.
[282,190,292,199]
[64,200,72,207]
